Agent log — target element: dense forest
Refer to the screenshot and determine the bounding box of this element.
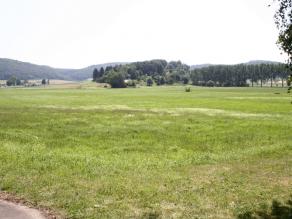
[93,60,190,88]
[92,60,291,88]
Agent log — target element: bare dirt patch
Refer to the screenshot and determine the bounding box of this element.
[0,192,62,219]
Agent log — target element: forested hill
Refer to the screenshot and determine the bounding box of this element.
[0,58,125,80]
[0,58,286,83]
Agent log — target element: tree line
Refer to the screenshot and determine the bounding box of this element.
[4,76,49,86]
[92,60,291,88]
[191,63,290,87]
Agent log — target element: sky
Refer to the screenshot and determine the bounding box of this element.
[0,0,285,68]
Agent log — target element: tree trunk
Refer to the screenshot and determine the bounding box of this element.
[271,78,273,87]
[282,78,284,88]
[261,79,263,87]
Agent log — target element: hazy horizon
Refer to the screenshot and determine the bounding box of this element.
[0,0,285,68]
[0,57,284,70]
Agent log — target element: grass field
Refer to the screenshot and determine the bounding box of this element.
[0,86,291,219]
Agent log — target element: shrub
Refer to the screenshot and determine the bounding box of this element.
[6,76,21,86]
[206,80,215,87]
[183,77,189,84]
[185,87,191,92]
[126,80,137,88]
[147,78,154,86]
[105,71,126,88]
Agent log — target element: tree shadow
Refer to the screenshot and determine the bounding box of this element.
[237,198,292,219]
[142,211,161,219]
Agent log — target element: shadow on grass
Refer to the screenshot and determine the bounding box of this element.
[237,198,292,219]
[142,210,161,219]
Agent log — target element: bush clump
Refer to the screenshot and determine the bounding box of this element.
[185,87,191,92]
[206,80,215,87]
[104,70,126,88]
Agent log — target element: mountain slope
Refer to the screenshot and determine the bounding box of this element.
[0,58,124,81]
[0,58,284,81]
[0,58,65,80]
[59,63,126,81]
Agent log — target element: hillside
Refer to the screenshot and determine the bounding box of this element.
[190,60,282,70]
[0,58,125,81]
[61,63,127,81]
[0,58,284,81]
[190,64,213,70]
[244,60,282,65]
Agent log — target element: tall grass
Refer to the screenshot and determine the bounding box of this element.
[0,86,291,218]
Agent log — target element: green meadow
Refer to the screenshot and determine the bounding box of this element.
[0,86,291,218]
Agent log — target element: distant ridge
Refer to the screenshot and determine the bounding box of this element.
[190,64,213,70]
[190,60,283,70]
[0,58,284,81]
[243,60,282,65]
[0,58,126,80]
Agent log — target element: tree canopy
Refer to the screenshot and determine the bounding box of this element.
[274,0,292,67]
[92,60,289,88]
[274,0,292,95]
[191,63,289,87]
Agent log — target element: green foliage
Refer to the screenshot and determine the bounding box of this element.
[155,76,166,85]
[190,70,203,86]
[97,60,190,86]
[191,63,289,87]
[100,67,105,77]
[93,67,106,82]
[6,76,21,86]
[146,78,154,86]
[125,79,137,88]
[237,198,292,219]
[104,70,126,88]
[206,80,215,87]
[274,1,292,100]
[288,75,292,102]
[183,76,189,84]
[92,68,98,81]
[274,0,292,68]
[165,72,175,85]
[185,86,191,92]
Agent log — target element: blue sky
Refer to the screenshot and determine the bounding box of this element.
[0,0,284,68]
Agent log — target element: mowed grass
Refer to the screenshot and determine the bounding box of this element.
[0,86,291,219]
